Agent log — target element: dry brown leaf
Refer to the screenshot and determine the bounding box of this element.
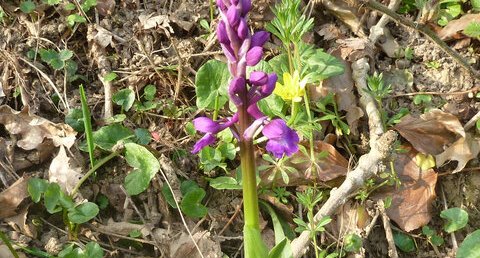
[5,206,36,238]
[0,177,29,219]
[138,14,174,35]
[0,105,76,150]
[373,147,437,232]
[49,146,82,194]
[260,141,348,187]
[331,201,371,238]
[96,218,151,237]
[436,133,480,173]
[394,109,464,155]
[438,14,480,40]
[170,231,222,258]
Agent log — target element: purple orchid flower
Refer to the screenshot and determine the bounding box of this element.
[192,0,299,159]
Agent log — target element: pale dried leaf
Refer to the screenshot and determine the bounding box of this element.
[332,201,370,238]
[436,133,480,173]
[138,14,174,35]
[5,207,36,238]
[49,146,82,194]
[260,141,348,187]
[93,26,113,48]
[0,105,76,150]
[394,109,464,155]
[0,177,29,219]
[170,231,222,258]
[438,14,480,40]
[373,147,437,232]
[97,218,151,237]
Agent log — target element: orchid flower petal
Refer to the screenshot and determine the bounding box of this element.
[192,134,216,154]
[246,46,263,66]
[262,119,299,158]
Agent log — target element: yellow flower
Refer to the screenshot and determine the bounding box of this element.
[273,71,307,102]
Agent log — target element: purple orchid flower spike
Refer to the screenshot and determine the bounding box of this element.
[192,0,299,159]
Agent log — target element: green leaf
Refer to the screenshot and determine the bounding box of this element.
[67,14,86,27]
[84,242,103,258]
[105,114,127,124]
[58,50,73,61]
[208,177,242,190]
[185,122,196,136]
[180,180,200,195]
[464,22,480,38]
[96,194,109,209]
[43,0,60,5]
[103,72,117,82]
[64,60,78,78]
[393,231,416,252]
[244,225,269,258]
[27,178,48,203]
[134,128,151,145]
[124,143,160,195]
[217,142,236,160]
[199,19,210,31]
[269,239,293,258]
[64,3,76,10]
[413,94,432,105]
[20,1,36,14]
[161,184,178,208]
[65,108,85,132]
[68,202,99,224]
[50,58,65,70]
[195,60,230,109]
[143,85,157,101]
[180,187,207,218]
[457,229,480,258]
[306,49,344,82]
[344,233,362,253]
[39,49,58,64]
[430,235,444,246]
[80,85,95,168]
[44,183,62,213]
[440,207,468,233]
[81,0,97,12]
[472,0,480,11]
[422,225,435,237]
[92,124,134,151]
[112,88,135,111]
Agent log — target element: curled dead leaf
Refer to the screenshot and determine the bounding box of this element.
[260,141,348,187]
[394,109,464,155]
[170,231,222,258]
[438,14,480,40]
[49,146,83,194]
[372,146,437,232]
[0,105,76,150]
[0,177,29,219]
[436,133,480,173]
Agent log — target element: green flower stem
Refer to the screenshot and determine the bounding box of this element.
[209,0,214,27]
[0,230,19,258]
[71,151,120,197]
[287,100,300,126]
[213,92,220,121]
[238,101,268,257]
[303,91,315,161]
[286,44,294,73]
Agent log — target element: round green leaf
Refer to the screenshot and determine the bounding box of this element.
[92,124,134,151]
[143,85,157,101]
[27,178,48,203]
[84,242,103,258]
[112,88,135,111]
[58,50,73,61]
[195,60,230,109]
[208,176,241,190]
[68,202,99,224]
[344,233,362,253]
[124,143,160,195]
[457,229,480,258]
[134,128,151,145]
[44,183,62,214]
[180,187,207,218]
[440,207,468,233]
[103,72,117,82]
[65,108,85,132]
[20,1,36,13]
[393,231,416,252]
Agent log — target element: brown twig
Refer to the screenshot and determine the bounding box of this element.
[361,0,480,79]
[378,200,398,258]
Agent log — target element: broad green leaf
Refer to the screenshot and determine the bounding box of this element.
[344,234,362,253]
[473,0,480,11]
[143,85,157,101]
[244,225,269,258]
[430,235,444,246]
[161,184,178,208]
[44,183,62,213]
[258,94,285,118]
[124,143,160,195]
[208,177,242,190]
[103,72,117,82]
[27,178,48,203]
[413,94,432,105]
[199,19,210,31]
[464,22,480,38]
[92,124,134,151]
[180,187,207,218]
[58,50,73,61]
[81,0,97,12]
[269,239,293,258]
[39,49,58,64]
[84,242,103,258]
[268,54,290,84]
[393,231,416,252]
[440,207,468,233]
[50,58,65,70]
[65,60,78,78]
[67,14,86,26]
[64,3,76,10]
[65,108,85,132]
[422,226,435,237]
[43,0,60,5]
[457,229,480,258]
[180,180,200,195]
[217,142,236,160]
[195,60,230,109]
[306,50,344,82]
[112,88,135,111]
[68,202,99,224]
[134,128,151,145]
[20,1,36,13]
[105,114,126,124]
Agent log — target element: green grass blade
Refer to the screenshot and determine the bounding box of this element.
[79,85,95,168]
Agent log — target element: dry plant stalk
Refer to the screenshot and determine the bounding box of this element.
[290,58,397,257]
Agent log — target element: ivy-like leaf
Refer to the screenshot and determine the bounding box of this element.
[457,229,480,258]
[112,89,135,111]
[180,187,207,218]
[195,60,230,109]
[27,178,48,203]
[124,143,160,195]
[68,202,99,224]
[92,124,134,151]
[440,207,468,233]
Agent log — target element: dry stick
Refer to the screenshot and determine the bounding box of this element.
[290,58,397,257]
[368,0,402,43]
[440,186,458,251]
[362,0,480,79]
[378,200,398,258]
